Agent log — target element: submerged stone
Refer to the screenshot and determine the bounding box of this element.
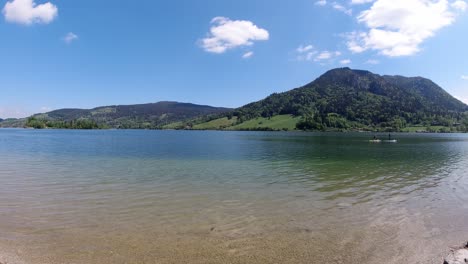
[444,242,468,264]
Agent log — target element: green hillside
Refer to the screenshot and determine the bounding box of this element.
[4,68,468,132]
[192,117,238,130]
[227,115,300,131]
[172,114,302,131]
[20,102,231,129]
[189,68,467,132]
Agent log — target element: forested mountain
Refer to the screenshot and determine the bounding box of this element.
[24,101,231,129]
[189,68,468,132]
[3,68,468,132]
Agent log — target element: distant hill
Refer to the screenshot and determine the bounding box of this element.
[4,68,468,132]
[0,118,26,128]
[187,68,468,132]
[23,101,231,129]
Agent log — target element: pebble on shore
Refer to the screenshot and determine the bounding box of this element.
[444,242,468,264]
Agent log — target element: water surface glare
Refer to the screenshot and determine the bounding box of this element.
[1,129,468,263]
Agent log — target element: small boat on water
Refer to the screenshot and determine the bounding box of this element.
[369,134,397,143]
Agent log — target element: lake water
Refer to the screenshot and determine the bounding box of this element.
[1,129,468,264]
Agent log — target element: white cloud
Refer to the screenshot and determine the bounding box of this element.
[306,52,318,61]
[340,59,352,64]
[303,51,319,61]
[317,1,353,15]
[316,51,333,60]
[63,32,78,44]
[351,0,374,4]
[2,0,58,25]
[296,47,317,61]
[314,50,342,61]
[242,51,254,59]
[315,0,327,6]
[297,44,314,53]
[365,59,380,64]
[40,106,52,112]
[295,44,314,61]
[346,0,461,57]
[200,17,269,54]
[295,44,342,63]
[333,2,353,15]
[462,75,468,80]
[452,0,467,11]
[346,32,368,53]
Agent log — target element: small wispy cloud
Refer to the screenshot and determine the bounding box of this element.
[315,0,327,6]
[296,44,317,61]
[63,32,78,44]
[40,106,52,112]
[315,1,352,15]
[242,51,254,59]
[340,59,351,65]
[295,44,342,63]
[462,75,468,80]
[332,2,352,15]
[452,0,467,11]
[365,59,380,64]
[316,51,333,60]
[296,45,314,53]
[351,0,374,4]
[315,51,341,61]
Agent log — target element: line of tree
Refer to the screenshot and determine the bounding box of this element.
[26,117,106,129]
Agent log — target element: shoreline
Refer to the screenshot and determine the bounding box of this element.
[0,127,467,134]
[0,235,463,264]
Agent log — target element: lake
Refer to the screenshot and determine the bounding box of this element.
[1,129,468,263]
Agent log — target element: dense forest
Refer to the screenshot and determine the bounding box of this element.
[25,117,104,129]
[197,68,468,132]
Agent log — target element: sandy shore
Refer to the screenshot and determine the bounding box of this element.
[0,228,456,264]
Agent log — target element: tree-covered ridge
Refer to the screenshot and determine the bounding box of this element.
[23,101,231,129]
[25,117,103,129]
[222,68,467,131]
[3,68,468,132]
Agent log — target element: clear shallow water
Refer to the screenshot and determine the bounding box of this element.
[1,129,468,263]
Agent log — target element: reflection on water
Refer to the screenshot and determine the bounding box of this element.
[1,129,468,263]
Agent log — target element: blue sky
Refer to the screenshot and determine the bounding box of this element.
[1,0,467,118]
